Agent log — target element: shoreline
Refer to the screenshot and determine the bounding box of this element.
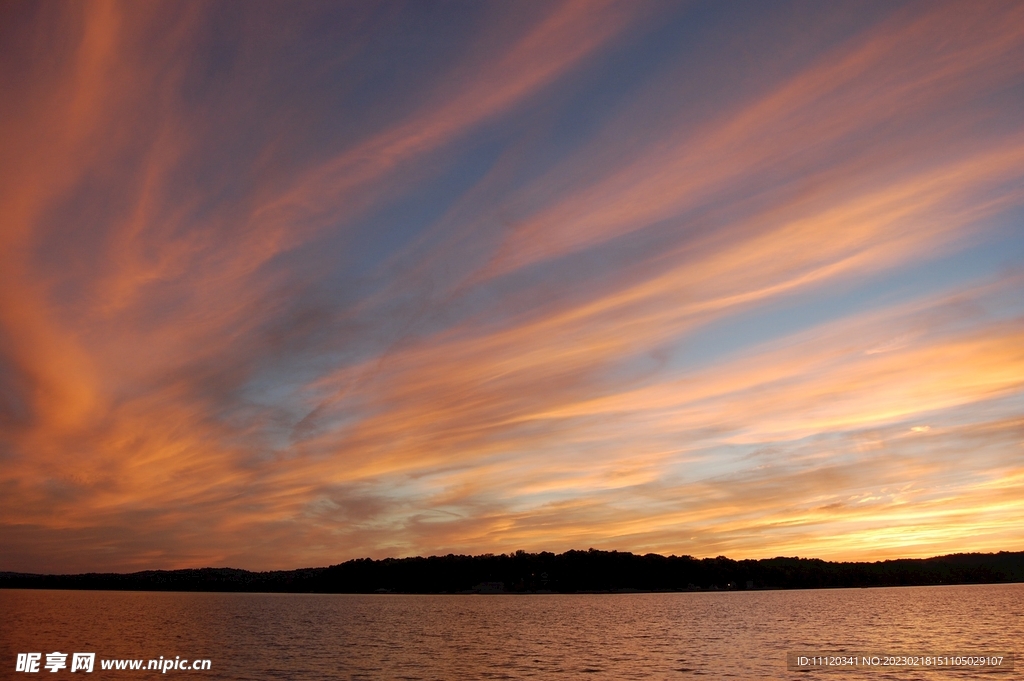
[4,549,1023,594]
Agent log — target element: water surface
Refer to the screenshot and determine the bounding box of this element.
[2,584,1020,679]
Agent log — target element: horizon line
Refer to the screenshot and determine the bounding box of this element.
[5,547,1024,577]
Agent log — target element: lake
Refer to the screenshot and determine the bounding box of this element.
[1,584,1019,679]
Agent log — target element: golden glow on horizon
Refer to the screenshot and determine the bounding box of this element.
[0,0,1022,572]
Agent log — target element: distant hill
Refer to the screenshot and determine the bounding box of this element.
[3,549,1023,593]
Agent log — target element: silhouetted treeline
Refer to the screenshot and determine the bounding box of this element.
[3,549,1023,593]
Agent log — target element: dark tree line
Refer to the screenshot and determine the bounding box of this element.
[3,549,1022,593]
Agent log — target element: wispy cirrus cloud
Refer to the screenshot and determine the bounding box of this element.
[1,0,1022,572]
[477,1,1024,278]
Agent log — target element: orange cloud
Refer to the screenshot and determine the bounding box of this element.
[479,1,1024,278]
[1,1,1022,572]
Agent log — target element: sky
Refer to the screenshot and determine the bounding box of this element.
[1,0,1023,573]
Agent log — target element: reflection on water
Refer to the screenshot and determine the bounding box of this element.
[1,583,1020,679]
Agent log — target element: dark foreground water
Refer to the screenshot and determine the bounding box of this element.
[1,584,1020,679]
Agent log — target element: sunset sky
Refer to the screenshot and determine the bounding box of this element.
[1,0,1023,573]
